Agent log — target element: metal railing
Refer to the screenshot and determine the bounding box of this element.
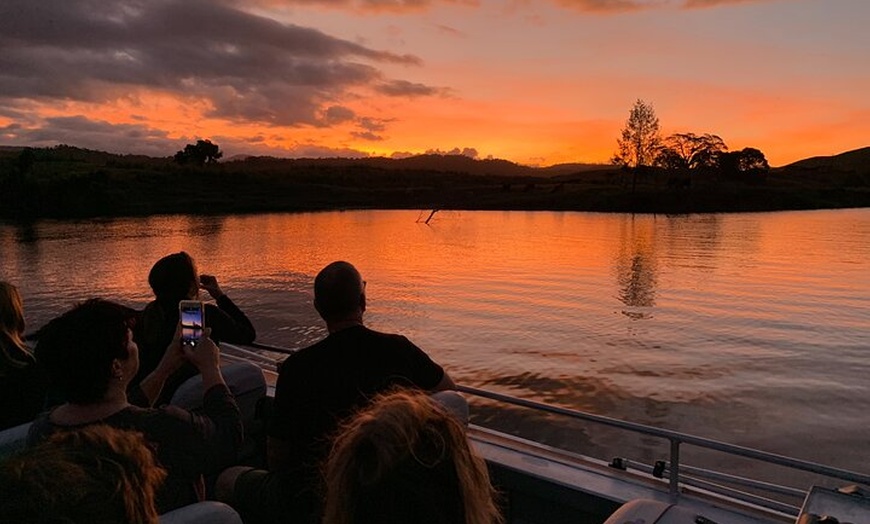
[458,385,870,508]
[224,342,870,515]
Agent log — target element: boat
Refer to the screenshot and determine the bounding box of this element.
[220,342,870,524]
[2,340,868,524]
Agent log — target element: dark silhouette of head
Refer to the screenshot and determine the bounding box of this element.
[36,299,137,404]
[0,424,166,524]
[322,390,502,524]
[314,261,366,324]
[148,252,198,309]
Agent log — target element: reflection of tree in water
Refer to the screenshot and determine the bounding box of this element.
[614,217,658,319]
[14,222,39,244]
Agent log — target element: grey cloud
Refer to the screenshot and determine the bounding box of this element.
[358,117,389,132]
[351,131,384,141]
[551,0,772,12]
[1,116,179,156]
[682,0,774,7]
[376,79,448,96]
[0,115,374,158]
[226,0,479,13]
[435,24,467,38]
[0,0,437,129]
[424,147,478,158]
[322,105,357,125]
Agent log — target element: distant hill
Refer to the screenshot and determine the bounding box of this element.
[2,143,868,219]
[782,146,870,174]
[233,154,616,178]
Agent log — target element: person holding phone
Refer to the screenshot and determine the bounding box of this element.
[29,299,243,514]
[134,252,256,405]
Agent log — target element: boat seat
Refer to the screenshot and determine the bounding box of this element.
[431,390,469,426]
[0,421,31,460]
[170,361,267,420]
[159,501,243,524]
[603,498,707,524]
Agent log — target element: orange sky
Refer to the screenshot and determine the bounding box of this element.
[1,0,868,167]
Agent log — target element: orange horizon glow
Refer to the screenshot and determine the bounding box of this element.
[2,2,868,168]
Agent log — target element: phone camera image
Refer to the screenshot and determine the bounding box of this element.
[179,301,204,347]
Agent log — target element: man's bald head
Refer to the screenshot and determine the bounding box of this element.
[314,261,366,322]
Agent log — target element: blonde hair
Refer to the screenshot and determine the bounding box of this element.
[322,390,501,524]
[0,281,31,372]
[0,425,167,524]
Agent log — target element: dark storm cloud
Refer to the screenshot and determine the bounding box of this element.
[1,116,179,156]
[0,0,433,126]
[0,114,373,158]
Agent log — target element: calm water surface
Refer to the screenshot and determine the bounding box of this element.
[1,209,868,480]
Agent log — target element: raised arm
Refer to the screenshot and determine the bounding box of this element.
[200,274,256,344]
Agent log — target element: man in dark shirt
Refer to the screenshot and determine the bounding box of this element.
[267,260,455,474]
[220,261,455,523]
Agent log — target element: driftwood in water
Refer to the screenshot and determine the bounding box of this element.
[416,209,439,224]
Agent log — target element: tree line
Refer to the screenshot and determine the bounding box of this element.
[612,99,770,188]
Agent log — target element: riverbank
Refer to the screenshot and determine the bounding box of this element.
[2,146,868,219]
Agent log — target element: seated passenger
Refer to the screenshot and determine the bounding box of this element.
[0,281,49,431]
[0,424,166,524]
[218,261,456,524]
[268,261,456,477]
[135,251,256,404]
[29,299,243,513]
[322,390,501,524]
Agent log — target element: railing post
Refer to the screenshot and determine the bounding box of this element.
[669,438,681,501]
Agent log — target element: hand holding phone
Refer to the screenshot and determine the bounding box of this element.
[179,300,205,347]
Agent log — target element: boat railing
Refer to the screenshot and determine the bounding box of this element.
[223,342,869,517]
[457,385,870,515]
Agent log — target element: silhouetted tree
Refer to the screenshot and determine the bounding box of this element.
[718,147,770,183]
[612,99,662,169]
[612,99,662,193]
[174,139,223,166]
[656,133,727,171]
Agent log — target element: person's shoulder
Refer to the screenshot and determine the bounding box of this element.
[116,405,196,435]
[278,338,328,372]
[359,326,418,348]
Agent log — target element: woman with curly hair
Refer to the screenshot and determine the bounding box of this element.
[0,424,166,524]
[322,390,502,524]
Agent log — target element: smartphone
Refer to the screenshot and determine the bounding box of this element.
[179,300,205,346]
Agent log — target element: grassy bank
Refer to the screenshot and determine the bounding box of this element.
[1,146,868,220]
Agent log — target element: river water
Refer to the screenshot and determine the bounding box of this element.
[1,209,868,484]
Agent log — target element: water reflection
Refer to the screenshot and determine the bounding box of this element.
[614,216,657,319]
[14,222,39,244]
[0,209,868,477]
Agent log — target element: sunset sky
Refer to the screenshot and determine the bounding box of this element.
[1,0,867,167]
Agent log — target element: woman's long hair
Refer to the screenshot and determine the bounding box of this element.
[0,424,167,524]
[0,281,33,374]
[322,390,502,524]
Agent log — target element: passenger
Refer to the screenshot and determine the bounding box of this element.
[0,425,166,524]
[135,251,256,404]
[267,260,456,476]
[322,390,501,524]
[218,261,456,524]
[0,281,49,430]
[29,299,243,513]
